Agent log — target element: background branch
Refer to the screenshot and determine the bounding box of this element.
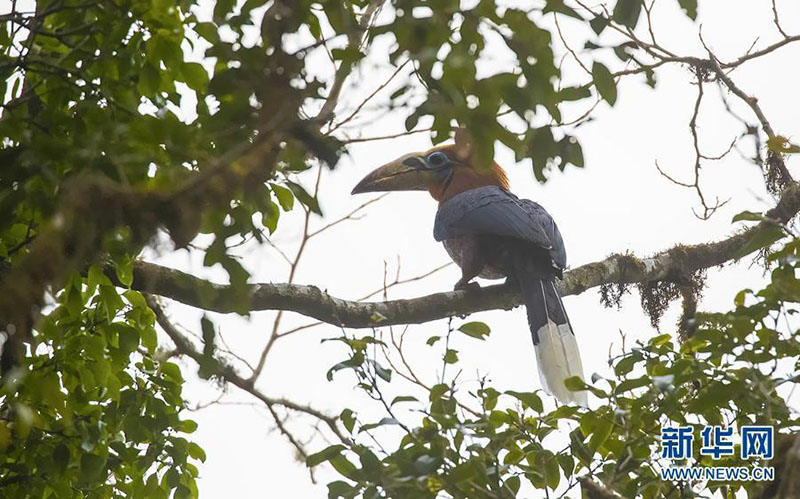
[146,295,349,446]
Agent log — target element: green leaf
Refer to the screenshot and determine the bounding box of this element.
[137,63,160,96]
[616,375,650,394]
[117,324,140,353]
[359,418,400,433]
[177,419,198,434]
[390,395,419,405]
[53,444,70,474]
[732,210,765,222]
[287,181,322,215]
[768,135,800,154]
[649,334,671,347]
[505,475,521,495]
[80,453,106,482]
[98,285,125,321]
[678,0,698,20]
[613,352,641,376]
[557,453,574,476]
[329,454,360,480]
[559,135,584,169]
[543,0,583,19]
[194,22,220,43]
[443,349,459,364]
[188,442,206,462]
[213,0,235,22]
[589,15,608,34]
[374,363,392,382]
[613,0,642,28]
[557,85,591,102]
[331,46,364,66]
[87,263,111,291]
[271,183,295,211]
[141,326,158,352]
[200,315,216,357]
[570,428,593,465]
[161,362,184,382]
[326,352,365,381]
[180,62,209,92]
[262,197,280,234]
[588,417,613,453]
[734,225,785,259]
[592,62,617,106]
[544,453,560,489]
[564,376,587,392]
[327,481,353,498]
[458,321,490,340]
[506,390,544,412]
[114,254,133,287]
[307,445,346,467]
[340,409,356,433]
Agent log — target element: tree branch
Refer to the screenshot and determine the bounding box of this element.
[127,183,800,329]
[146,295,348,445]
[579,477,623,499]
[314,0,385,125]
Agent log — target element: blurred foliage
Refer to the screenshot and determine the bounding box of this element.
[315,235,800,498]
[0,0,704,495]
[0,268,202,497]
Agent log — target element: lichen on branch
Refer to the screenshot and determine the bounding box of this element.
[126,182,800,329]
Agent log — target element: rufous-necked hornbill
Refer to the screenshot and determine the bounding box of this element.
[351,129,587,405]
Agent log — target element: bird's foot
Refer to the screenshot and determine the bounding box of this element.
[454,281,481,292]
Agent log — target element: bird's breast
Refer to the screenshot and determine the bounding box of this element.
[442,237,507,280]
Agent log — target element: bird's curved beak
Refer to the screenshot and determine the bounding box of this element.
[351,156,439,194]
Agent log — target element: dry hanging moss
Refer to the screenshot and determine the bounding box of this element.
[637,269,706,328]
[598,252,645,309]
[599,282,630,309]
[765,151,789,195]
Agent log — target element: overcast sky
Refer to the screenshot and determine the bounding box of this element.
[147,1,800,497]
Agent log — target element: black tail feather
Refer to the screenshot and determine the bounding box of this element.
[514,257,587,405]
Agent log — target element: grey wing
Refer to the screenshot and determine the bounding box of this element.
[434,186,553,251]
[519,199,567,270]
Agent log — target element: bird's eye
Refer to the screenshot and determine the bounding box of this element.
[426,151,449,168]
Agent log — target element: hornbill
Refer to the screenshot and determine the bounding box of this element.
[351,129,587,405]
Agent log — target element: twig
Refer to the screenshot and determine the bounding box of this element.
[147,295,349,445]
[327,60,412,134]
[340,127,434,144]
[276,261,452,338]
[314,0,385,125]
[252,168,325,379]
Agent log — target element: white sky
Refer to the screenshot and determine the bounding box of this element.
[146,1,800,497]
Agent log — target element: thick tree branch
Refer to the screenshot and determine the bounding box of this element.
[0,133,284,367]
[128,183,800,329]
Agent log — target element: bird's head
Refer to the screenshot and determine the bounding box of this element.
[351,129,509,202]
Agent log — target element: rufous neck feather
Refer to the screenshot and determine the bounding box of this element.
[429,161,509,202]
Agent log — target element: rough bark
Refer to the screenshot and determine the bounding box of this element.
[0,135,284,356]
[126,183,800,328]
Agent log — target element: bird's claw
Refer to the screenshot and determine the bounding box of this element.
[454,281,481,292]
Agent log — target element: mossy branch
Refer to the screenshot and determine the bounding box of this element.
[126,183,800,328]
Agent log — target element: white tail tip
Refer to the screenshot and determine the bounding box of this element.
[534,320,588,407]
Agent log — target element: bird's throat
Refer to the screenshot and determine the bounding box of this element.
[429,162,509,203]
